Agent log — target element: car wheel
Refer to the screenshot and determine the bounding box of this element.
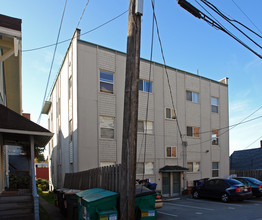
[192,191,199,199]
[221,193,229,203]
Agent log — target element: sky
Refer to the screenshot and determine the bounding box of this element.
[1,0,262,156]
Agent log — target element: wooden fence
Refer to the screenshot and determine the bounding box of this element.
[230,170,262,181]
[63,164,122,193]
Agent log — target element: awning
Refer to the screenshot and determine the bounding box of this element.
[159,165,188,173]
[0,104,53,147]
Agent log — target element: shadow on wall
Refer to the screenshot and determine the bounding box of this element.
[49,129,78,189]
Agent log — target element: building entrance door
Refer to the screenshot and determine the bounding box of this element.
[162,172,170,195]
[173,172,180,195]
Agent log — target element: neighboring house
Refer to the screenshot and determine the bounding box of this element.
[0,14,53,219]
[230,142,262,170]
[44,29,229,196]
[35,163,49,179]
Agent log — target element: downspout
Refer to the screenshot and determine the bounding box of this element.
[30,136,39,220]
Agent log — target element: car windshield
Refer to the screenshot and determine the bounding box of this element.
[246,177,262,185]
[235,178,248,185]
[227,179,242,186]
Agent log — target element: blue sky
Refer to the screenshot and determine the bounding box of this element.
[2,0,262,155]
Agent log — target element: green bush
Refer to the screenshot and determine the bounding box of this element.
[36,178,49,191]
[9,173,30,189]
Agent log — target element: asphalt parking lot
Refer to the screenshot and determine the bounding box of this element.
[157,196,262,220]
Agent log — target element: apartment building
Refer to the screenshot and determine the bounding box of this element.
[45,29,229,196]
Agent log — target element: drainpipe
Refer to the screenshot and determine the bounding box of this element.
[30,136,39,220]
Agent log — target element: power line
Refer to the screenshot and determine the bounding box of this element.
[76,0,90,29]
[231,0,262,35]
[199,0,262,49]
[139,0,156,180]
[37,0,68,124]
[151,0,184,144]
[187,104,262,147]
[243,134,262,150]
[22,10,128,53]
[178,0,262,59]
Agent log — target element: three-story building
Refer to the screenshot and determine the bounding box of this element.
[45,29,229,196]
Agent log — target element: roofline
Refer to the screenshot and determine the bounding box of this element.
[0,128,53,137]
[78,39,229,87]
[47,29,228,100]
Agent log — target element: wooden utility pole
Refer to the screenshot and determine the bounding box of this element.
[120,0,143,219]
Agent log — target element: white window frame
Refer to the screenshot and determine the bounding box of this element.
[100,116,115,139]
[100,70,114,94]
[136,162,154,175]
[139,79,153,93]
[186,91,199,103]
[165,146,177,158]
[165,107,176,120]
[212,129,219,145]
[212,162,219,177]
[137,121,154,134]
[187,162,200,172]
[187,126,200,138]
[211,97,219,113]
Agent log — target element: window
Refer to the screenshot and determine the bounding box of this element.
[137,121,154,134]
[69,119,73,142]
[212,130,218,145]
[212,162,219,177]
[139,79,152,93]
[166,146,177,158]
[136,162,154,175]
[211,97,218,113]
[186,91,199,103]
[166,108,176,120]
[100,70,114,93]
[69,76,73,120]
[187,126,199,138]
[100,116,115,139]
[187,162,200,172]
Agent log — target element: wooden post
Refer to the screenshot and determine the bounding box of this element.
[120,0,142,219]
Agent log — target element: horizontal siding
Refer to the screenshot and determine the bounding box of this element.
[99,140,117,161]
[98,93,116,117]
[98,49,115,72]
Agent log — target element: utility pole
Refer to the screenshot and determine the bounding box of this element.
[120,0,143,219]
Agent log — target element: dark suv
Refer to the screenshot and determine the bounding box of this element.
[192,178,252,202]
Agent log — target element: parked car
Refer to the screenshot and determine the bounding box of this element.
[192,178,252,202]
[233,177,262,198]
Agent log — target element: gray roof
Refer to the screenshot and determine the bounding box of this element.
[230,148,262,170]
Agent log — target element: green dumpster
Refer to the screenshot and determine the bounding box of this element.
[135,185,157,219]
[76,188,119,220]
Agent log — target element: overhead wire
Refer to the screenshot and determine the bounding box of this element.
[231,0,262,35]
[243,134,262,150]
[138,0,156,180]
[22,10,128,53]
[37,0,68,124]
[192,0,262,59]
[187,104,262,147]
[151,0,184,144]
[76,0,90,28]
[199,0,262,49]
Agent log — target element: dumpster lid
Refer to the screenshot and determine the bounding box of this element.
[79,188,119,202]
[76,188,104,198]
[64,189,81,195]
[136,185,156,197]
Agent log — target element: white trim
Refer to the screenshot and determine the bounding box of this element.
[0,27,22,39]
[0,128,53,136]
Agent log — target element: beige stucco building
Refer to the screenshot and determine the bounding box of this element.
[46,29,229,196]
